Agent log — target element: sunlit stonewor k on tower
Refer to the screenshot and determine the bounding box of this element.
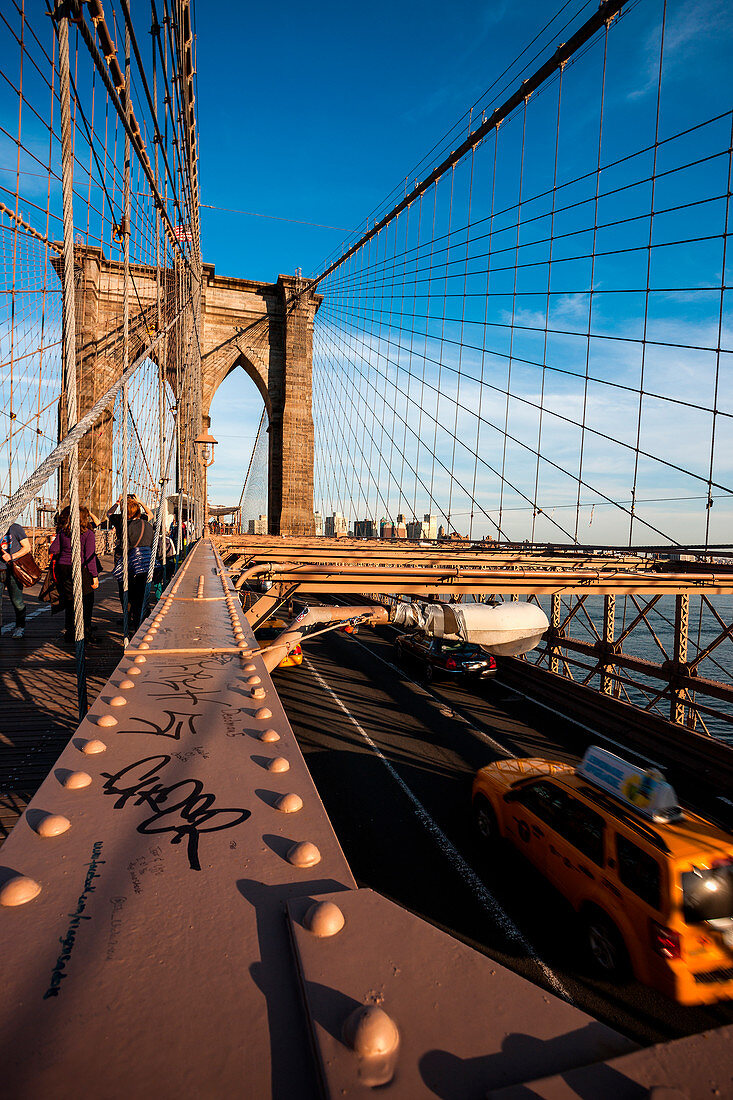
[1,1,733,1098]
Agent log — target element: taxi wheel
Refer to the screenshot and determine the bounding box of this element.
[472,796,499,845]
[584,909,629,978]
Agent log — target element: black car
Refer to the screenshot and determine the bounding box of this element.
[394,632,497,682]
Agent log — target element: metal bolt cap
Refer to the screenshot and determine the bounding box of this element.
[125,666,142,676]
[246,675,261,685]
[259,729,280,743]
[342,1005,399,1085]
[287,841,321,867]
[254,707,273,720]
[118,679,135,689]
[142,633,154,642]
[133,656,146,664]
[96,714,117,727]
[243,663,257,672]
[108,696,127,707]
[138,642,150,650]
[304,899,344,936]
[0,875,42,907]
[81,739,107,755]
[276,793,303,814]
[61,771,92,789]
[250,687,266,700]
[267,756,289,773]
[33,813,71,838]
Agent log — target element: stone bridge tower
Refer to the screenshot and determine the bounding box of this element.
[200,265,321,536]
[60,248,320,535]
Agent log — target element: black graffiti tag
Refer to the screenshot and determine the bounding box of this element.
[101,755,250,870]
[123,709,203,741]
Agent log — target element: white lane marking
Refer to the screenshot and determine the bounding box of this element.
[1,603,51,634]
[347,633,512,758]
[340,611,663,773]
[496,680,663,770]
[717,796,733,807]
[1,570,118,635]
[304,655,573,1003]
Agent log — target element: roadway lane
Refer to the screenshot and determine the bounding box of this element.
[272,622,733,1047]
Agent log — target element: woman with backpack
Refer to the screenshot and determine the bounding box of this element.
[50,505,99,643]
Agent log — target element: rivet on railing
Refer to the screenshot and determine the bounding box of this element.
[32,813,71,838]
[0,875,42,907]
[304,899,344,936]
[287,841,321,867]
[60,771,92,789]
[342,1005,399,1087]
[81,739,107,754]
[276,793,303,814]
[267,757,289,772]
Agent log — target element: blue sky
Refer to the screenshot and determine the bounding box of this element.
[201,0,615,506]
[198,0,733,544]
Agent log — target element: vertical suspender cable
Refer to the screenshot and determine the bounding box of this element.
[121,27,131,642]
[153,19,166,579]
[531,69,563,544]
[574,22,609,544]
[143,414,177,613]
[498,99,528,540]
[629,0,666,546]
[57,5,87,719]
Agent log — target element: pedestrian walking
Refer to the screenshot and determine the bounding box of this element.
[1,521,32,638]
[106,494,154,631]
[50,505,99,643]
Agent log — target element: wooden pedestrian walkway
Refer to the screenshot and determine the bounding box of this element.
[0,555,128,845]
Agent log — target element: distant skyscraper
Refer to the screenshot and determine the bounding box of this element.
[247,514,268,535]
[423,514,438,540]
[355,518,375,538]
[314,512,323,536]
[325,512,347,537]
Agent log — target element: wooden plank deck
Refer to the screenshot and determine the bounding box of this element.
[0,555,129,844]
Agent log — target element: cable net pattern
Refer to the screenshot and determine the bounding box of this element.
[239,409,269,532]
[0,0,202,529]
[313,0,732,549]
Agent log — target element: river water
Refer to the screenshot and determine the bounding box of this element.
[478,594,733,744]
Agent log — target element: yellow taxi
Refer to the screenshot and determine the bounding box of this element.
[255,617,303,668]
[472,745,733,1005]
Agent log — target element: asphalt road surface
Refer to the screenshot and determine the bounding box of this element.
[271,620,733,1048]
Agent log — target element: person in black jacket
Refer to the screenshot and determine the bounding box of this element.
[106,494,154,630]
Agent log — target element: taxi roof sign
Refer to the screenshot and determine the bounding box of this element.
[577,746,681,823]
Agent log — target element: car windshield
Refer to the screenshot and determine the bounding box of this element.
[682,864,733,923]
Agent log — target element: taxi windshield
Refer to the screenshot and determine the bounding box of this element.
[682,864,733,923]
